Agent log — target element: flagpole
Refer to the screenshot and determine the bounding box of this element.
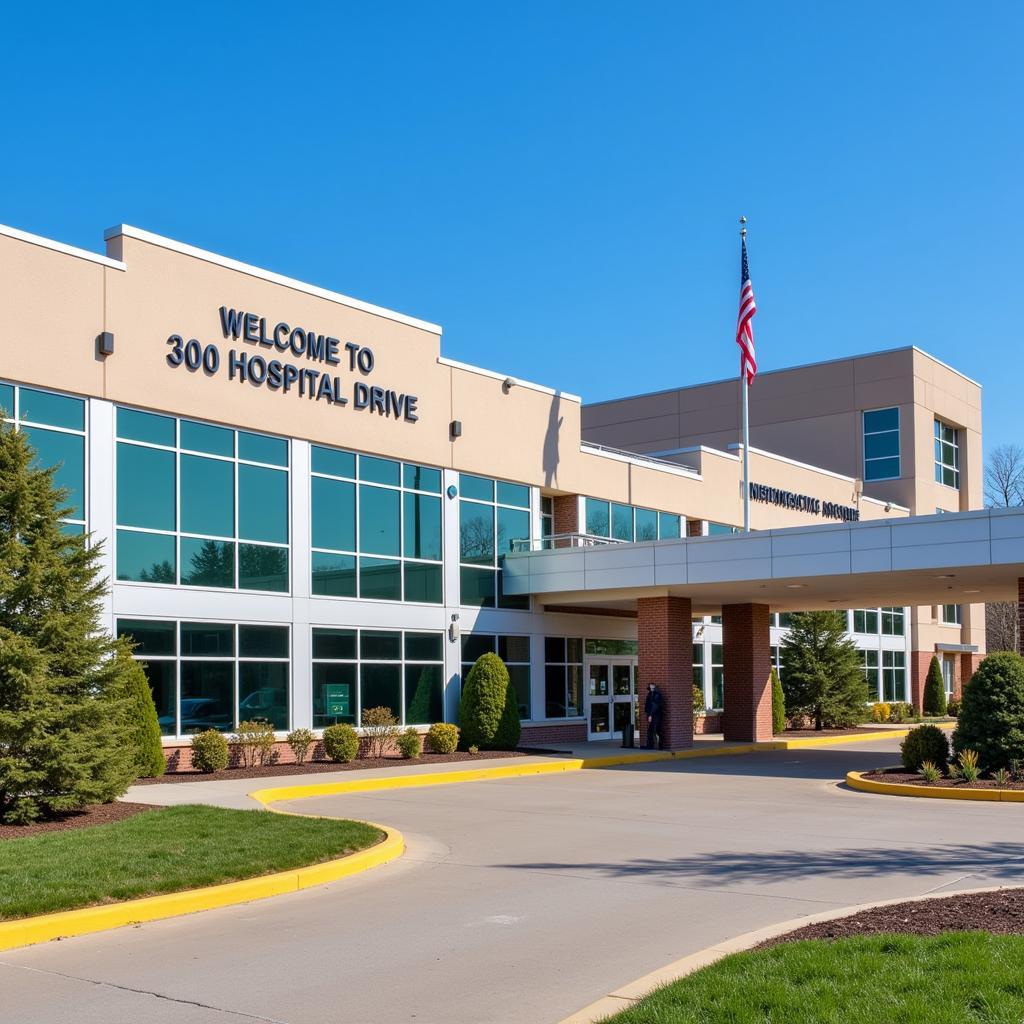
[740,217,751,533]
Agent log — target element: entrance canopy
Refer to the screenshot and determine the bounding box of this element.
[504,508,1024,614]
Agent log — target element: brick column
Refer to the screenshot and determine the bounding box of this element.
[552,495,578,548]
[721,603,773,742]
[686,519,704,538]
[957,652,980,698]
[910,651,929,712]
[637,596,693,749]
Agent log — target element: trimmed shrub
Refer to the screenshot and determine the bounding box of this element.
[427,723,459,754]
[233,721,275,768]
[900,724,950,772]
[361,706,400,759]
[889,702,914,724]
[397,728,421,759]
[287,728,315,765]
[771,668,786,735]
[191,730,229,773]
[870,702,891,723]
[923,656,948,716]
[953,652,1024,770]
[323,723,359,763]
[493,682,522,750]
[459,653,512,749]
[119,645,166,778]
[947,697,962,718]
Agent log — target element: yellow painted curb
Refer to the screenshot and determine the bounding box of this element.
[847,769,1024,802]
[0,811,404,954]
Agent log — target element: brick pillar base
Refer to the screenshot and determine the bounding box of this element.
[637,596,693,749]
[910,651,930,711]
[721,603,773,742]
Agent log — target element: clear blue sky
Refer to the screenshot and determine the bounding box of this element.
[3,2,1020,451]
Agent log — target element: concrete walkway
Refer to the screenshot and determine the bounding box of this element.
[4,737,1023,1024]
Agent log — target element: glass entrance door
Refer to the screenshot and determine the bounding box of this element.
[586,658,637,740]
[941,655,955,698]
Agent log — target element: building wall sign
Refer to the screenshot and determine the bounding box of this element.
[163,306,420,422]
[749,482,860,522]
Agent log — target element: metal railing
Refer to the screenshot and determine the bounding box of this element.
[510,533,627,553]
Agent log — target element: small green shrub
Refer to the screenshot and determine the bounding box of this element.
[693,685,706,714]
[920,760,941,783]
[191,729,229,773]
[771,668,786,736]
[397,728,421,759]
[426,723,459,754]
[889,702,906,724]
[871,702,891,723]
[322,723,359,763]
[1011,759,1024,783]
[900,724,949,771]
[468,744,479,755]
[947,762,962,781]
[233,720,275,768]
[923,656,948,717]
[992,767,1012,787]
[287,728,315,765]
[947,697,961,718]
[361,706,399,759]
[953,652,1024,770]
[459,653,512,749]
[959,748,981,783]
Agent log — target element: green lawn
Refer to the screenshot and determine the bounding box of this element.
[601,934,1024,1024]
[0,804,382,920]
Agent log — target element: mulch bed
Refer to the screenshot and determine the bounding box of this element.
[0,801,157,841]
[760,888,1024,947]
[135,749,526,785]
[864,767,1024,791]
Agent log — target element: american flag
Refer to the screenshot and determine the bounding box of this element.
[736,236,757,384]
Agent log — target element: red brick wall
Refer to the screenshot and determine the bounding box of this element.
[686,519,703,537]
[520,722,587,744]
[637,595,693,749]
[959,652,982,695]
[721,603,773,742]
[694,711,723,734]
[552,495,578,546]
[910,651,929,711]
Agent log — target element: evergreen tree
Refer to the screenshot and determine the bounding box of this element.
[771,667,786,735]
[780,611,866,730]
[117,643,166,777]
[0,423,135,822]
[492,681,522,750]
[458,653,510,749]
[923,655,948,716]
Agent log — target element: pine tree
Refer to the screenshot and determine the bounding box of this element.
[780,611,866,730]
[118,643,166,777]
[771,667,786,735]
[923,655,948,716]
[0,423,135,822]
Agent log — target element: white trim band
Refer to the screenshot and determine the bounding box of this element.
[0,223,126,271]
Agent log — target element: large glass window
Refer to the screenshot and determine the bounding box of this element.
[459,475,530,609]
[585,498,682,543]
[115,410,289,592]
[461,634,531,719]
[881,607,905,636]
[544,637,583,718]
[1,383,87,532]
[692,643,705,707]
[311,626,444,727]
[882,650,906,703]
[117,620,290,736]
[861,649,880,702]
[311,447,442,603]
[710,644,724,709]
[852,609,879,634]
[863,407,900,481]
[941,603,962,625]
[934,420,960,489]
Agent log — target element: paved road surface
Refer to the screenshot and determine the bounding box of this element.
[4,740,1023,1024]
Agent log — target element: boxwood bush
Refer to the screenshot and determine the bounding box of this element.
[397,727,421,759]
[459,653,514,749]
[900,724,950,772]
[322,723,359,763]
[953,652,1024,770]
[191,729,229,773]
[426,723,459,754]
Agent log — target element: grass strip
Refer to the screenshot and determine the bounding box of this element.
[0,804,381,920]
[601,933,1024,1024]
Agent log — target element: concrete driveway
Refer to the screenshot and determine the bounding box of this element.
[3,739,1023,1024]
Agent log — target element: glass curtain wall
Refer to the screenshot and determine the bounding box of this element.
[461,634,531,718]
[459,476,531,608]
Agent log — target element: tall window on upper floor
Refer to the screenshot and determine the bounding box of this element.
[459,475,530,609]
[941,603,962,626]
[310,448,443,603]
[116,410,289,591]
[584,498,682,542]
[881,607,905,636]
[540,496,554,549]
[934,420,960,489]
[863,408,900,481]
[1,383,87,534]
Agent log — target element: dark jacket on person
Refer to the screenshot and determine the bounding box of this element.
[644,687,664,718]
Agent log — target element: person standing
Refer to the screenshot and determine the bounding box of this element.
[644,682,664,750]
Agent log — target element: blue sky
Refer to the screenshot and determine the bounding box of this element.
[3,2,1020,450]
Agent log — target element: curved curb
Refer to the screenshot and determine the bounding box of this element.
[847,769,1024,802]
[559,883,1024,1023]
[0,799,404,954]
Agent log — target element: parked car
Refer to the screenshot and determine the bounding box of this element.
[159,697,232,734]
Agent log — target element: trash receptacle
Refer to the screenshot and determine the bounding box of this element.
[621,722,635,748]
